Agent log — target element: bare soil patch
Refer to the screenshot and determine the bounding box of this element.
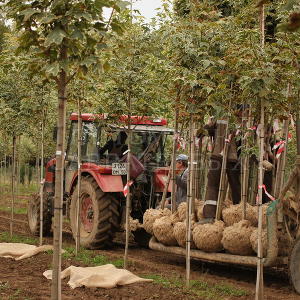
[0,209,299,299]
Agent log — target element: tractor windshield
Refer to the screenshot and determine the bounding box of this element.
[67,120,173,166]
[131,130,172,167]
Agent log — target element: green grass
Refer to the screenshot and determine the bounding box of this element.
[62,246,125,268]
[143,274,249,300]
[0,231,37,245]
[0,206,27,214]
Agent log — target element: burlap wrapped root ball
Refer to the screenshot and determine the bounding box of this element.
[250,229,268,257]
[250,229,292,257]
[192,221,225,252]
[129,217,143,232]
[170,210,181,224]
[249,204,268,227]
[143,208,171,235]
[153,216,177,246]
[177,202,198,222]
[222,203,257,227]
[222,220,255,255]
[178,202,187,221]
[173,221,196,248]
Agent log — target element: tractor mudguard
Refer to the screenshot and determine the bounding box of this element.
[69,163,124,194]
[44,158,56,193]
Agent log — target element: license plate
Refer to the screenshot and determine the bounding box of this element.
[112,163,128,175]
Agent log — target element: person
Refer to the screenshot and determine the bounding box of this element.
[163,154,189,209]
[174,154,189,205]
[99,131,128,160]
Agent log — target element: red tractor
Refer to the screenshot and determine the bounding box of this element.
[28,113,173,248]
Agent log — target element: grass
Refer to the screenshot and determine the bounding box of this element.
[144,274,249,300]
[0,206,27,214]
[61,246,125,268]
[0,231,38,245]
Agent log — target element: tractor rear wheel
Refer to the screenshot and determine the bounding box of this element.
[70,176,120,249]
[27,193,52,236]
[289,236,300,294]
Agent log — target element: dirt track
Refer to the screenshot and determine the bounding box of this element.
[0,210,300,300]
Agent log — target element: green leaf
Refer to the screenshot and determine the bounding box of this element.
[38,13,58,24]
[70,28,84,41]
[44,62,60,77]
[95,0,110,9]
[111,22,123,35]
[44,28,67,47]
[80,56,98,67]
[116,0,131,11]
[103,61,111,72]
[19,8,40,21]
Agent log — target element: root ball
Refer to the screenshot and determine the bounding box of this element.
[222,220,255,255]
[192,220,225,252]
[153,216,177,246]
[143,208,171,235]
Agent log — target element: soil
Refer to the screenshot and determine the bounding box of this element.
[0,206,300,299]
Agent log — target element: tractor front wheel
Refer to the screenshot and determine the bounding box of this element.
[70,176,120,249]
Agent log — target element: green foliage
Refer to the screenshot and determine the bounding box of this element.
[3,0,130,81]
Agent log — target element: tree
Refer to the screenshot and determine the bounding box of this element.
[2,0,129,298]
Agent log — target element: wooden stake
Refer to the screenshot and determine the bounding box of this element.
[186,116,195,287]
[216,121,229,220]
[39,112,45,246]
[10,135,16,237]
[171,95,180,213]
[75,96,82,256]
[241,106,251,219]
[161,160,172,209]
[124,94,132,270]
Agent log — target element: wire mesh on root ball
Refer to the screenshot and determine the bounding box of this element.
[143,208,171,235]
[153,216,178,246]
[173,221,196,248]
[192,220,225,252]
[222,203,257,227]
[222,220,255,255]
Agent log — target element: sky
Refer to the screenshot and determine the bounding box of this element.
[132,0,163,20]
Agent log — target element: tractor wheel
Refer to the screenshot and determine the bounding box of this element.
[27,193,52,236]
[70,176,120,249]
[132,227,151,248]
[289,236,300,294]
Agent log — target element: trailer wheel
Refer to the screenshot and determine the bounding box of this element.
[27,193,52,236]
[70,177,120,249]
[289,236,300,294]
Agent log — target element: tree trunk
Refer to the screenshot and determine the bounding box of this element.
[256,4,265,299]
[51,61,68,300]
[171,95,180,213]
